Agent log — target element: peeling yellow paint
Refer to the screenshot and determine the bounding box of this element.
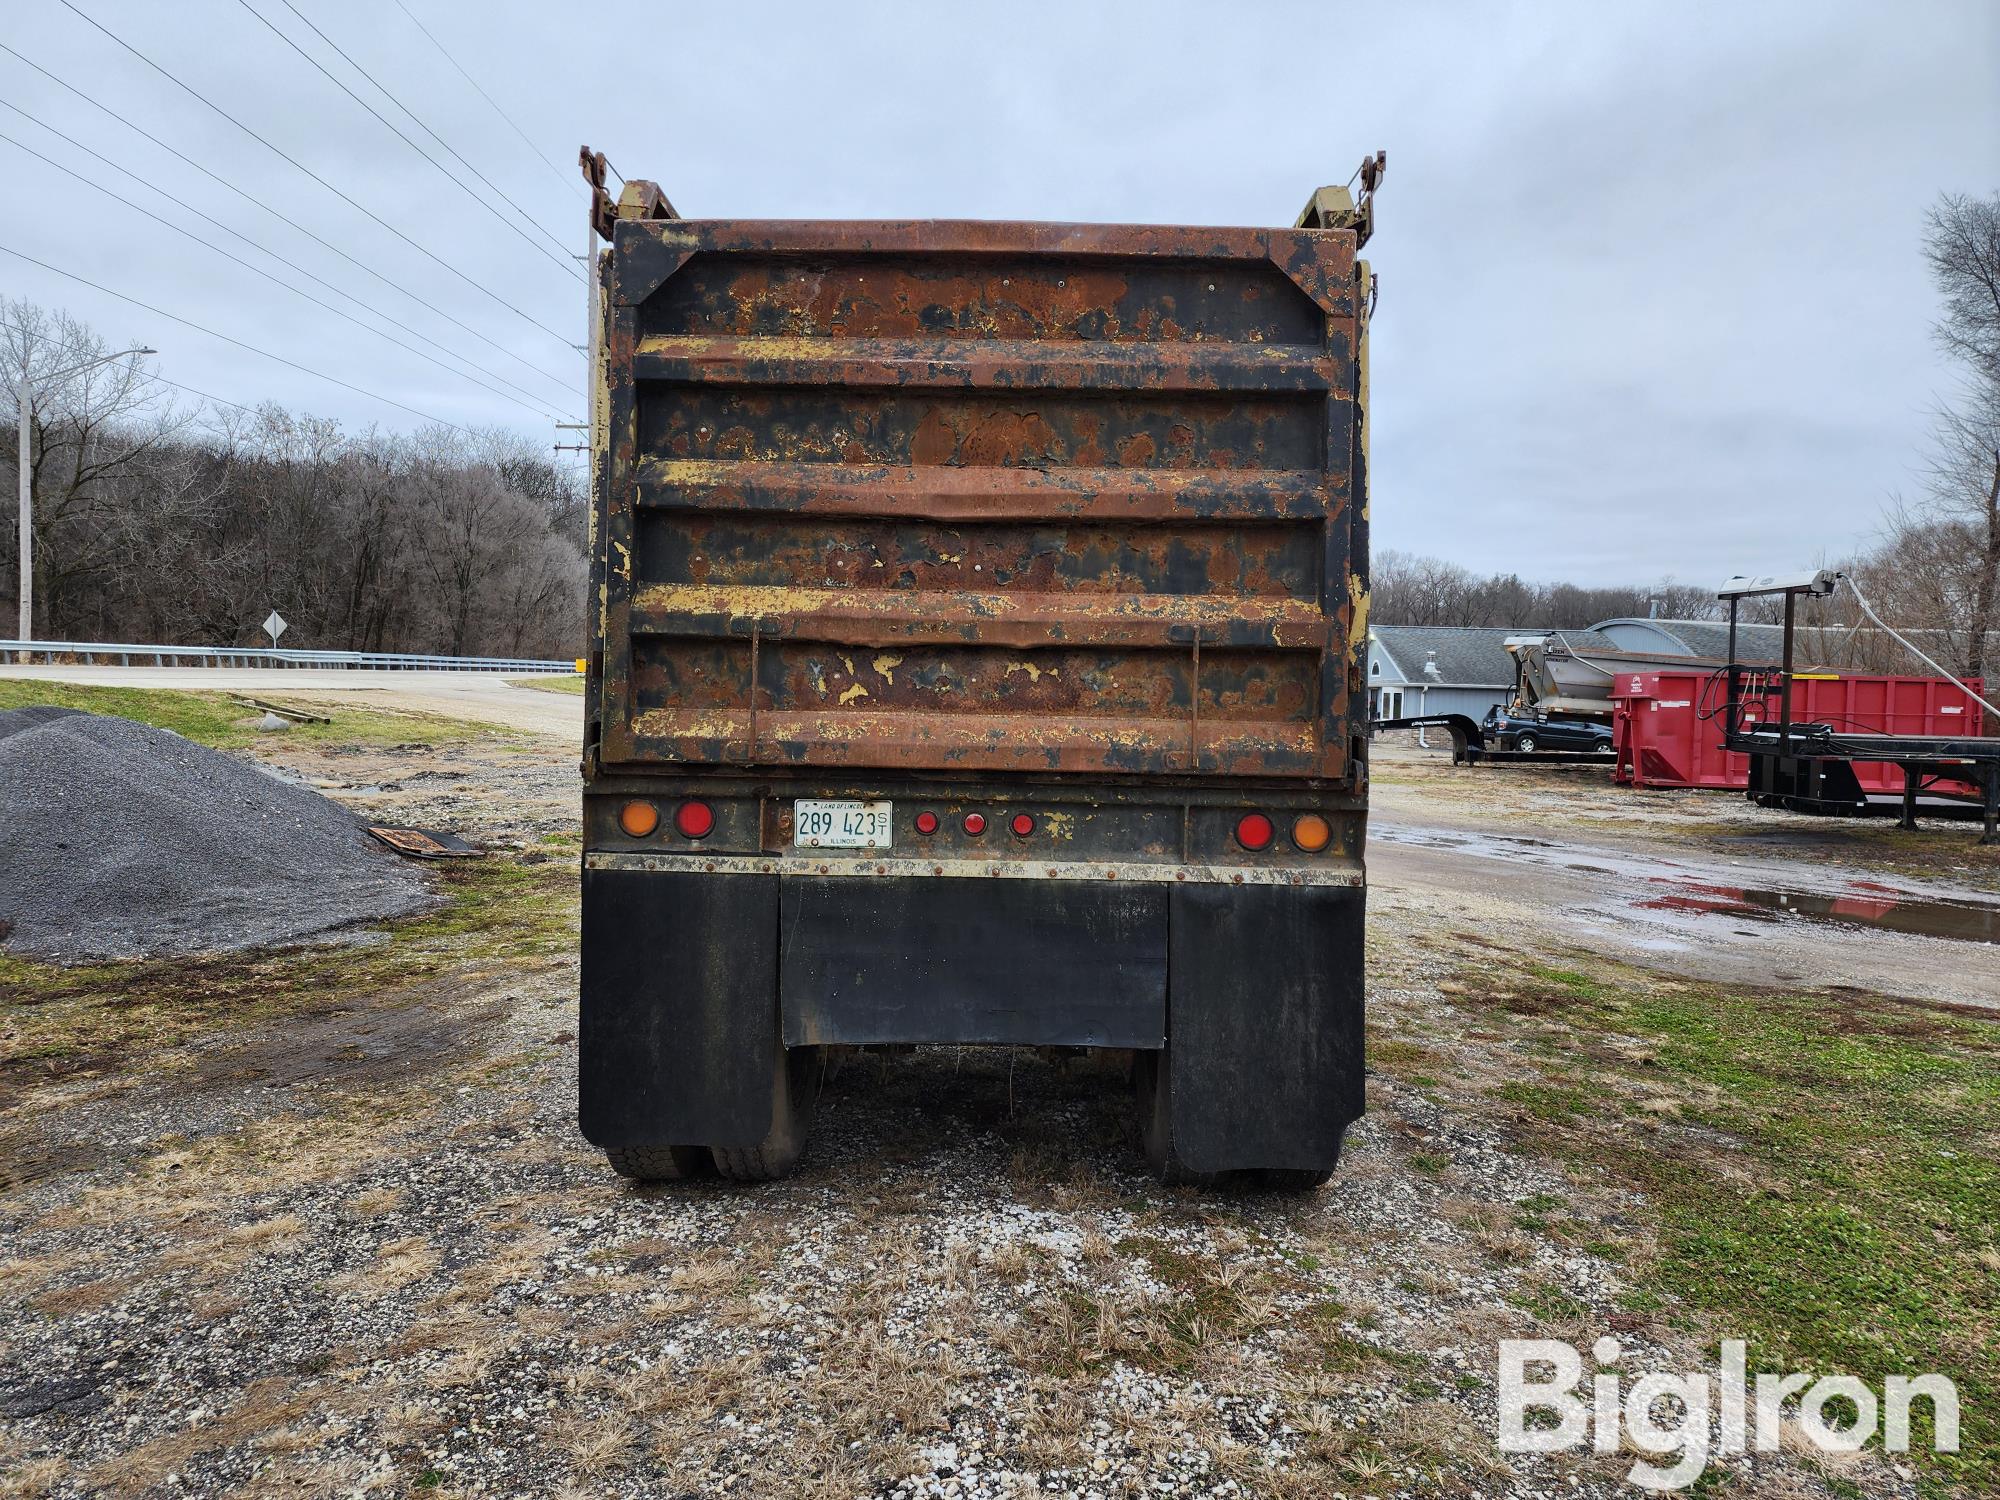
[838,683,869,706]
[1004,661,1043,682]
[1347,574,1370,648]
[872,653,903,684]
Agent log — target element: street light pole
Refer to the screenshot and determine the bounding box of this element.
[14,345,154,655]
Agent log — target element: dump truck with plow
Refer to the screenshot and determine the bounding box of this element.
[578,160,1382,1186]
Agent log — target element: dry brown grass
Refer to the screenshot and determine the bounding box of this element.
[0,1252,67,1300]
[29,1271,140,1317]
[330,1235,440,1297]
[664,1246,738,1296]
[3,1457,68,1498]
[80,1376,325,1495]
[551,1409,638,1478]
[347,1185,405,1217]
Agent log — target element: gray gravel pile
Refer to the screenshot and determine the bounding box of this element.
[0,709,433,962]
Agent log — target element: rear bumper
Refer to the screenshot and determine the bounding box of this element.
[578,864,1365,1173]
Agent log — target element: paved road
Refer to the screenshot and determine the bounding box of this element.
[0,663,583,740]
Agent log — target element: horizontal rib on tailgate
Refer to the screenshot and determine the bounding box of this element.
[599,221,1361,778]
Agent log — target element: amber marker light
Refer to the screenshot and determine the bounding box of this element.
[618,800,659,837]
[1291,813,1332,853]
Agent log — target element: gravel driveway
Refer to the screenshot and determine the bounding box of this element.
[0,730,1919,1498]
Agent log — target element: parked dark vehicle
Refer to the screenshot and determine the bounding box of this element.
[578,160,1384,1187]
[1481,706,1612,754]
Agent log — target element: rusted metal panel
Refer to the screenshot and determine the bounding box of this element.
[594,211,1369,782]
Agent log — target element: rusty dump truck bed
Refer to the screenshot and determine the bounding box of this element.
[588,208,1371,783]
[580,173,1377,1185]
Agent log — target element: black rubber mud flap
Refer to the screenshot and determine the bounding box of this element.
[779,877,1166,1047]
[579,868,782,1149]
[1165,883,1365,1175]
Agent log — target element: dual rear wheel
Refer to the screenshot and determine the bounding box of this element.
[607,1046,1333,1190]
[605,1047,821,1183]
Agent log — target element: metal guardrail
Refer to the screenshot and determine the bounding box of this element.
[1,639,579,674]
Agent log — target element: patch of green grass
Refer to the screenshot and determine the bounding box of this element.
[1508,1279,1589,1323]
[1513,1191,1566,1234]
[1456,961,2000,1495]
[0,679,502,749]
[1528,965,1609,999]
[1408,1150,1451,1177]
[510,674,585,695]
[1496,1079,1593,1121]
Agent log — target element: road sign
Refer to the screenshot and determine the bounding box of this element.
[263,611,288,646]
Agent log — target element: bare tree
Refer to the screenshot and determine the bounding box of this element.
[1925,193,2000,384]
[1,297,194,635]
[1916,192,2000,723]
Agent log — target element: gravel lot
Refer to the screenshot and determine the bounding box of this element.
[0,725,1969,1498]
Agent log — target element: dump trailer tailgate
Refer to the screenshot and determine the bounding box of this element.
[595,219,1366,780]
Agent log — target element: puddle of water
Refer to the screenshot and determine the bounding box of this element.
[1374,820,2000,947]
[1638,880,2000,945]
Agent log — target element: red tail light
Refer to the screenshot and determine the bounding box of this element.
[914,810,940,835]
[675,800,715,839]
[1010,812,1036,838]
[1234,812,1274,851]
[962,812,987,836]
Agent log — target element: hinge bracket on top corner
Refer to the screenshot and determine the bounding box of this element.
[1294,150,1386,248]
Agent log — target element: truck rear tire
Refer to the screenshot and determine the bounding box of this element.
[711,1046,822,1182]
[604,1145,708,1182]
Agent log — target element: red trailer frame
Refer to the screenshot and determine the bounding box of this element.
[1614,668,1986,798]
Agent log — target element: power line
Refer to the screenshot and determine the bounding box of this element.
[0,40,577,398]
[0,242,470,433]
[0,129,563,422]
[57,0,581,353]
[277,0,576,259]
[1,313,262,416]
[236,0,580,280]
[390,0,586,201]
[0,103,568,420]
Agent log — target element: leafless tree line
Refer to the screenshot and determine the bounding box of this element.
[1371,550,1719,629]
[2,297,586,658]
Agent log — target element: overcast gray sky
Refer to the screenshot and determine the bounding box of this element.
[3,1,1995,584]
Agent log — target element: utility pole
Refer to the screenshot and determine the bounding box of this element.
[14,344,153,657]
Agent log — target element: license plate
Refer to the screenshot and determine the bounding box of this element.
[793,799,893,849]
